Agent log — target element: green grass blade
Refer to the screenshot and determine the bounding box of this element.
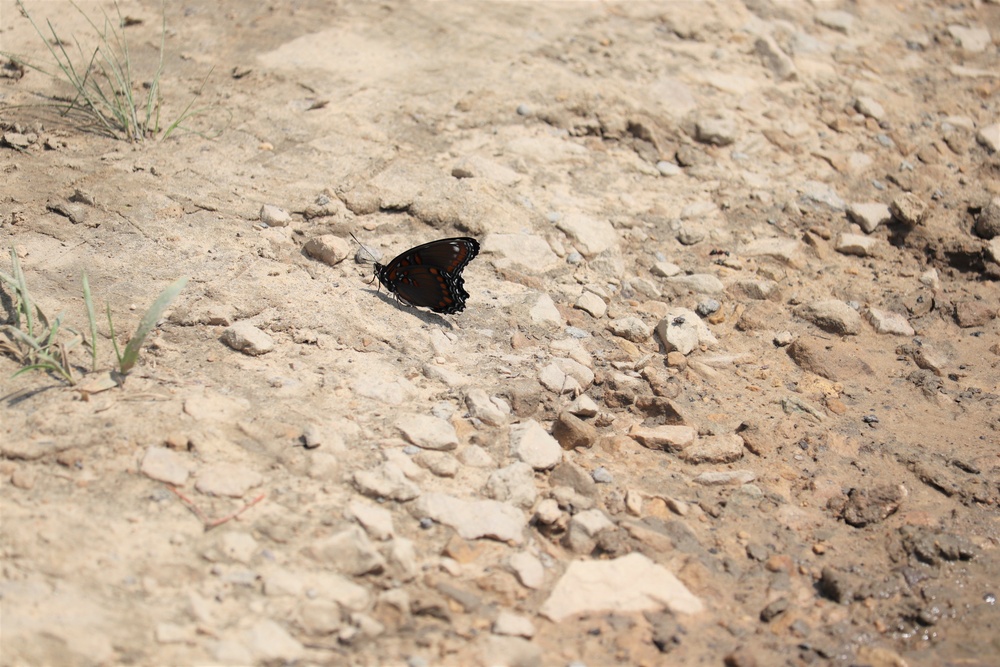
[118,276,187,373]
[107,302,123,367]
[82,272,98,371]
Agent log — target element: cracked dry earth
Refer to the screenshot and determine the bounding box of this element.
[1,1,1000,666]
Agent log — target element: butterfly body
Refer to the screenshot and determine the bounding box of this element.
[372,237,480,314]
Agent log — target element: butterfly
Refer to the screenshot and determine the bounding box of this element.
[352,235,480,314]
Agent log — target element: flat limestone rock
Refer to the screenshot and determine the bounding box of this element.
[540,552,703,621]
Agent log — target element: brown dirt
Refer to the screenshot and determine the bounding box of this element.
[1,1,999,666]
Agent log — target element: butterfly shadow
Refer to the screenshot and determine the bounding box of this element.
[363,287,460,328]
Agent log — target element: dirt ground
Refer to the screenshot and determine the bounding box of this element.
[1,1,999,666]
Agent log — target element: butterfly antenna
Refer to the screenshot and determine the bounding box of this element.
[349,232,379,286]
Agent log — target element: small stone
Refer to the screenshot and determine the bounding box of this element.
[607,317,651,343]
[947,24,992,53]
[353,462,421,502]
[565,509,615,554]
[847,202,892,233]
[664,273,725,295]
[840,485,905,527]
[417,493,526,544]
[396,414,459,451]
[511,420,563,470]
[692,470,756,485]
[591,467,613,484]
[794,299,861,335]
[465,389,508,426]
[695,115,739,146]
[854,97,885,121]
[457,445,494,468]
[195,463,263,498]
[679,434,744,464]
[889,193,928,226]
[245,619,304,663]
[348,500,395,540]
[493,611,536,638]
[552,411,598,450]
[529,293,564,327]
[954,300,994,328]
[629,424,696,452]
[508,551,545,589]
[221,322,274,356]
[304,234,351,266]
[412,450,459,478]
[259,204,291,227]
[651,261,681,278]
[534,498,562,525]
[835,233,879,257]
[575,291,607,318]
[566,394,598,417]
[297,600,343,635]
[865,308,915,336]
[755,35,797,81]
[484,462,538,509]
[973,197,1000,240]
[977,123,1000,153]
[816,9,854,34]
[10,466,36,490]
[307,525,386,575]
[654,308,718,355]
[140,446,190,485]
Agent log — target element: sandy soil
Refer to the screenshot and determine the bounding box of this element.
[1,1,999,665]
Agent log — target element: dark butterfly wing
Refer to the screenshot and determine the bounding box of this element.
[375,237,479,314]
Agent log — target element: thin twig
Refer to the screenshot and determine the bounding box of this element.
[168,486,266,531]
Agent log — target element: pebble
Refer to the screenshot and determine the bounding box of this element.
[245,619,304,663]
[140,447,190,485]
[493,610,536,638]
[679,434,744,464]
[353,462,421,502]
[629,424,697,452]
[693,470,756,485]
[947,25,992,53]
[550,461,598,498]
[478,636,542,667]
[457,444,494,468]
[555,213,618,256]
[694,115,739,146]
[651,261,681,277]
[591,467,613,484]
[415,493,526,544]
[864,307,915,336]
[794,299,862,335]
[656,161,683,176]
[552,411,598,450]
[729,279,780,301]
[664,273,725,295]
[575,291,607,318]
[847,202,892,233]
[510,420,563,470]
[396,414,459,451]
[540,552,703,621]
[977,123,1000,153]
[484,462,538,509]
[303,234,351,266]
[835,232,879,257]
[606,316,651,343]
[298,600,342,635]
[220,322,274,356]
[412,450,459,478]
[465,388,508,426]
[10,466,36,490]
[815,9,854,34]
[755,34,797,81]
[508,551,545,589]
[307,525,386,575]
[654,307,718,355]
[954,300,994,328]
[974,197,1000,239]
[348,500,395,540]
[258,204,291,227]
[854,96,885,121]
[195,463,263,498]
[566,394,598,417]
[565,509,614,553]
[529,293,564,327]
[889,193,928,226]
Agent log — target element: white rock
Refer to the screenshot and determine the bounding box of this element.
[679,434,744,464]
[947,24,992,52]
[303,234,351,266]
[195,463,263,498]
[651,261,681,277]
[493,610,536,638]
[353,463,421,501]
[478,635,543,667]
[348,500,394,540]
[575,291,607,318]
[864,308,915,336]
[217,531,258,564]
[566,509,615,553]
[654,308,717,355]
[835,232,879,257]
[297,600,342,635]
[466,388,508,426]
[552,357,595,389]
[847,202,892,233]
[540,552,704,621]
[740,237,805,266]
[416,492,526,544]
[412,450,459,478]
[140,447,189,485]
[396,414,459,451]
[246,619,304,663]
[534,498,562,524]
[307,525,385,575]
[263,568,305,597]
[508,551,545,589]
[220,322,274,356]
[556,213,618,256]
[387,537,420,581]
[854,96,885,121]
[482,233,559,272]
[977,123,1000,153]
[607,317,651,343]
[794,299,862,335]
[693,470,757,485]
[629,424,697,451]
[510,420,563,470]
[538,363,582,395]
[567,394,599,417]
[457,444,495,468]
[664,273,725,295]
[485,462,538,509]
[529,293,564,327]
[259,204,291,227]
[311,572,371,610]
